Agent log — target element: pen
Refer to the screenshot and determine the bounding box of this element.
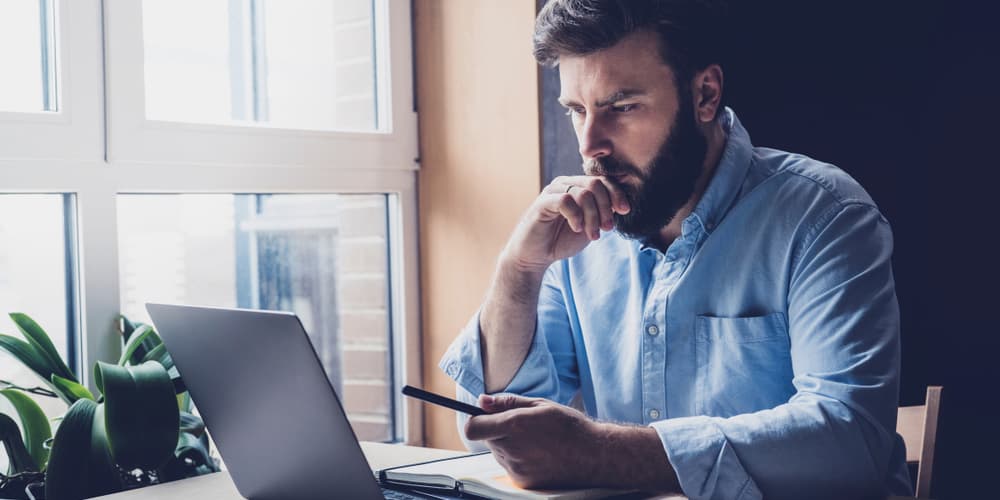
[402,385,486,416]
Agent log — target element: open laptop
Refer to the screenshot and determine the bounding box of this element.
[146,303,450,500]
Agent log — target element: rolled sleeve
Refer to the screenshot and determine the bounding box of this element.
[653,416,762,500]
[437,309,561,400]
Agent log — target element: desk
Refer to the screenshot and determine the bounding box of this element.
[90,443,918,500]
[92,442,468,499]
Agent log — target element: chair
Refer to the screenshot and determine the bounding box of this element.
[897,386,942,498]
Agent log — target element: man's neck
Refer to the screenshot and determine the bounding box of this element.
[653,119,728,251]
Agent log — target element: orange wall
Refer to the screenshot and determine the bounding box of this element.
[414,0,541,449]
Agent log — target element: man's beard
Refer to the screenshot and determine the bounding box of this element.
[583,97,708,242]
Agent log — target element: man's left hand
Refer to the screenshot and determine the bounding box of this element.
[464,394,608,489]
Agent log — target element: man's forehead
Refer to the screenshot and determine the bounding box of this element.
[556,31,674,104]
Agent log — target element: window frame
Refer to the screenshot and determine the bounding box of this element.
[0,0,424,445]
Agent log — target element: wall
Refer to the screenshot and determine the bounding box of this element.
[413,0,542,450]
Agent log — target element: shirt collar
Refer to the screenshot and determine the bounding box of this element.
[684,107,753,236]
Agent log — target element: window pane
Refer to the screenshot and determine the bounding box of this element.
[0,0,58,112]
[0,194,75,420]
[141,0,378,131]
[142,0,234,124]
[117,194,394,441]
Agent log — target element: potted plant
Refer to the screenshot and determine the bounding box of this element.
[0,313,219,500]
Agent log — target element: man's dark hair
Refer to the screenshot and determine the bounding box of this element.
[534,0,729,110]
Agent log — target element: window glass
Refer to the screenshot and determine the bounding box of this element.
[0,194,75,420]
[142,0,378,131]
[117,193,393,441]
[0,0,58,112]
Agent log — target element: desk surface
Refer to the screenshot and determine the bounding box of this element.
[90,442,918,500]
[92,442,468,499]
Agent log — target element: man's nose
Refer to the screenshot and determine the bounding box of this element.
[577,115,613,160]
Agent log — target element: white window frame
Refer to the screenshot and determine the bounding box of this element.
[0,0,424,445]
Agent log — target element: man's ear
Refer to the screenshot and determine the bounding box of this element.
[692,64,724,123]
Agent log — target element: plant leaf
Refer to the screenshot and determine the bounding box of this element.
[9,313,76,383]
[98,361,179,470]
[178,411,205,436]
[44,398,96,500]
[118,315,138,341]
[88,404,125,497]
[139,342,170,367]
[0,388,52,470]
[1,412,38,474]
[117,324,157,366]
[0,334,54,385]
[50,375,95,404]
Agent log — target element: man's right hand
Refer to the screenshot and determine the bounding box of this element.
[480,175,630,392]
[501,175,631,274]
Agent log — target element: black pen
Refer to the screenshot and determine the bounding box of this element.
[402,385,486,416]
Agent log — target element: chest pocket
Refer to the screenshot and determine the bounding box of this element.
[695,312,795,417]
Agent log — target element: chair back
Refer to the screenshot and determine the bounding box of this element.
[897,386,942,498]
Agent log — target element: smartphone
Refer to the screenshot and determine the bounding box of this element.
[401,385,486,416]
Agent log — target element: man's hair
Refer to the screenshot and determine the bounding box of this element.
[534,0,729,103]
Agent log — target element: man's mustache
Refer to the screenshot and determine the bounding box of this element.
[582,156,641,179]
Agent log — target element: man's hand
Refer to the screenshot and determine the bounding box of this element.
[502,176,631,274]
[480,176,631,393]
[464,394,608,489]
[463,394,680,493]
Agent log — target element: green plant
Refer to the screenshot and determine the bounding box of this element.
[0,313,219,500]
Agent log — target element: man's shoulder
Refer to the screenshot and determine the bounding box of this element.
[746,147,881,214]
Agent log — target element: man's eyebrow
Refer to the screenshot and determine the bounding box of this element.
[595,89,645,107]
[558,89,646,109]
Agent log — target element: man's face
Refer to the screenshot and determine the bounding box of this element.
[558,30,708,241]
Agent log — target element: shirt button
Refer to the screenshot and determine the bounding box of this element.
[648,409,660,419]
[446,364,458,377]
[646,324,660,336]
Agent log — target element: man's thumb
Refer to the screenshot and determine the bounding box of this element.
[479,393,533,413]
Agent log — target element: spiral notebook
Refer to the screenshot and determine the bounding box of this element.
[379,451,632,500]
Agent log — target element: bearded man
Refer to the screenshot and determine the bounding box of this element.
[439,1,912,499]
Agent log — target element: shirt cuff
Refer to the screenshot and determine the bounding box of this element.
[438,310,558,398]
[651,415,762,500]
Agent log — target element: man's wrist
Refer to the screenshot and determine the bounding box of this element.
[591,422,681,493]
[497,250,551,278]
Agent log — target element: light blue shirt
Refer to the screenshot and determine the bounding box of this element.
[439,109,912,500]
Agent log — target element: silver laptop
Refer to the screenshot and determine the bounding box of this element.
[146,303,428,500]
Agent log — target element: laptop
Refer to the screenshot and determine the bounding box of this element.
[146,303,450,500]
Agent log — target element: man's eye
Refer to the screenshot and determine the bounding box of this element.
[612,103,637,113]
[564,107,584,117]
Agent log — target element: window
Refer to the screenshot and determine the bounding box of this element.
[0,0,57,113]
[0,194,77,419]
[142,0,378,131]
[0,0,420,444]
[117,194,394,441]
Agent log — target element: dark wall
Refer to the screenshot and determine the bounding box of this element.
[538,1,998,497]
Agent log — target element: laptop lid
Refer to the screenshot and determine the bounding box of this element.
[146,303,383,500]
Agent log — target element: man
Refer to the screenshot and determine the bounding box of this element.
[439,1,912,498]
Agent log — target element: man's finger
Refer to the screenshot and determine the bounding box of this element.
[464,413,513,441]
[594,177,631,215]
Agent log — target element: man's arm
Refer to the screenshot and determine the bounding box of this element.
[465,394,681,493]
[652,203,907,500]
[479,258,545,393]
[474,176,630,392]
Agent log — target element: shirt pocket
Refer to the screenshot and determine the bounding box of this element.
[695,312,795,417]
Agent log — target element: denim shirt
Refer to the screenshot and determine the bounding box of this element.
[439,109,912,500]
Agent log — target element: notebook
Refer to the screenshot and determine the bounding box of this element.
[380,451,632,500]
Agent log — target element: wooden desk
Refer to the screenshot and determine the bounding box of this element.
[90,443,917,500]
[92,442,467,499]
